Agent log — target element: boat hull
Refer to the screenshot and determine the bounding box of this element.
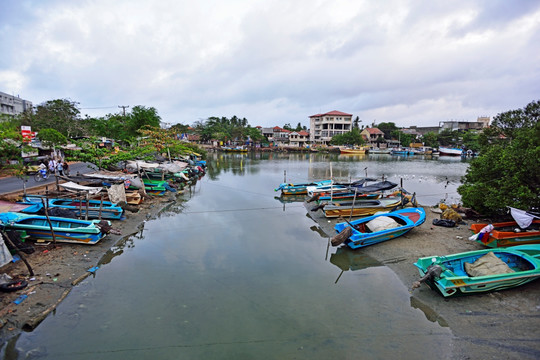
[323,198,403,218]
[414,245,540,297]
[438,147,463,156]
[334,208,426,249]
[275,180,332,195]
[0,212,107,245]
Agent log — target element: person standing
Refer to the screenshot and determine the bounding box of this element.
[57,161,64,176]
[48,158,57,173]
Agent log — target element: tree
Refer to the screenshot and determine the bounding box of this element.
[377,122,398,139]
[125,106,161,139]
[437,129,460,146]
[353,116,361,129]
[22,99,84,137]
[390,130,414,147]
[37,128,67,148]
[458,100,540,216]
[422,132,439,148]
[330,128,365,146]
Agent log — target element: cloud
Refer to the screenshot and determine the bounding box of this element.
[1,0,539,128]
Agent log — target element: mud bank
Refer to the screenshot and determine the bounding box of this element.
[308,203,540,360]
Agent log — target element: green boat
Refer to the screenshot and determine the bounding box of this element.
[413,245,540,297]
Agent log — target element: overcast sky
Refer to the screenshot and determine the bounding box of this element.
[1,0,539,129]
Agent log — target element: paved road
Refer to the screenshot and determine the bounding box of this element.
[0,162,98,194]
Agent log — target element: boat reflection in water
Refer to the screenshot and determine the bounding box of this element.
[329,247,383,283]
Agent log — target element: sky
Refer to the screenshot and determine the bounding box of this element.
[1,0,539,129]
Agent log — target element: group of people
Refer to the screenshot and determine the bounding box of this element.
[46,158,69,176]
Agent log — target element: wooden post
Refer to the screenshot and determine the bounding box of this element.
[78,194,83,219]
[98,194,103,220]
[85,192,89,220]
[348,187,358,222]
[283,170,286,183]
[41,198,56,246]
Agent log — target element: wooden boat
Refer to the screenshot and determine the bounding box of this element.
[470,220,540,248]
[274,180,332,195]
[319,198,404,218]
[0,212,109,245]
[413,245,540,297]
[368,148,391,154]
[340,147,367,155]
[438,147,463,156]
[333,208,426,249]
[19,195,124,220]
[317,192,381,203]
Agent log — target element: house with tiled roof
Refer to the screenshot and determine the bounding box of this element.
[361,127,386,146]
[309,110,353,145]
[289,130,310,147]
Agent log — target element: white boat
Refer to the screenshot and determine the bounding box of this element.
[438,147,463,156]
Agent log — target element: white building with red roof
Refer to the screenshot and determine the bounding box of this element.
[309,110,353,145]
[289,130,310,147]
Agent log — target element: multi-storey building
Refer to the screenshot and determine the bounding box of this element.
[309,110,352,145]
[288,130,310,147]
[0,91,33,116]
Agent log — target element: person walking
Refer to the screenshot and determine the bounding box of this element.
[57,161,64,176]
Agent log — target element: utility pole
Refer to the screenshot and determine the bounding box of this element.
[118,105,129,117]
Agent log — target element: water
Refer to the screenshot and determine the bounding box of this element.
[3,153,469,359]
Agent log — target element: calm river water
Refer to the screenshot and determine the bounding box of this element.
[4,153,470,359]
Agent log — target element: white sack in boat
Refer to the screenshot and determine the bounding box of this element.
[464,252,514,277]
[366,216,400,232]
[107,183,127,204]
[59,181,103,195]
[509,207,539,229]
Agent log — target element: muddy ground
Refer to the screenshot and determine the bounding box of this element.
[1,195,540,359]
[309,204,540,360]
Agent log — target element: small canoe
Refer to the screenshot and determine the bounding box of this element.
[470,220,540,248]
[413,245,540,297]
[275,180,332,195]
[333,208,426,249]
[0,212,108,245]
[320,198,404,218]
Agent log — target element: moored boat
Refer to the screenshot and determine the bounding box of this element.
[19,195,124,220]
[318,198,404,218]
[0,212,109,245]
[274,180,332,195]
[438,147,463,156]
[333,208,426,249]
[413,245,540,297]
[339,147,367,155]
[470,220,540,248]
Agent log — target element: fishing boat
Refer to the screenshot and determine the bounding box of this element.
[413,245,540,297]
[470,220,540,248]
[318,198,404,218]
[438,147,463,156]
[19,195,124,220]
[0,212,109,245]
[333,208,426,249]
[368,148,391,154]
[274,180,332,195]
[339,147,367,155]
[306,178,381,198]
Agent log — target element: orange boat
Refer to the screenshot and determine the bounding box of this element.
[470,220,540,248]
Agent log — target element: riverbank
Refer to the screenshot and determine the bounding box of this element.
[0,190,185,346]
[308,203,540,359]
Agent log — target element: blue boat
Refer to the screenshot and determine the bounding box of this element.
[333,208,426,249]
[275,180,332,195]
[19,195,124,220]
[0,212,109,245]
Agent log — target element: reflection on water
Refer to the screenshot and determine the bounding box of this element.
[410,296,449,327]
[6,153,457,359]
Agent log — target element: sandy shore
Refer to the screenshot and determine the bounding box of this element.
[2,197,540,358]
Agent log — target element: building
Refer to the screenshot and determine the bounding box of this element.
[261,126,290,146]
[360,127,386,146]
[439,118,489,132]
[0,91,33,116]
[288,130,310,147]
[309,110,352,145]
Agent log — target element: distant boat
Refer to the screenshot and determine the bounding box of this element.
[339,147,367,155]
[368,148,392,154]
[413,245,540,297]
[438,147,463,156]
[0,212,109,245]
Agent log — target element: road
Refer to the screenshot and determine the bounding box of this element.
[0,162,98,194]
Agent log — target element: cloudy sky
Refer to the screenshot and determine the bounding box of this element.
[1,0,539,129]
